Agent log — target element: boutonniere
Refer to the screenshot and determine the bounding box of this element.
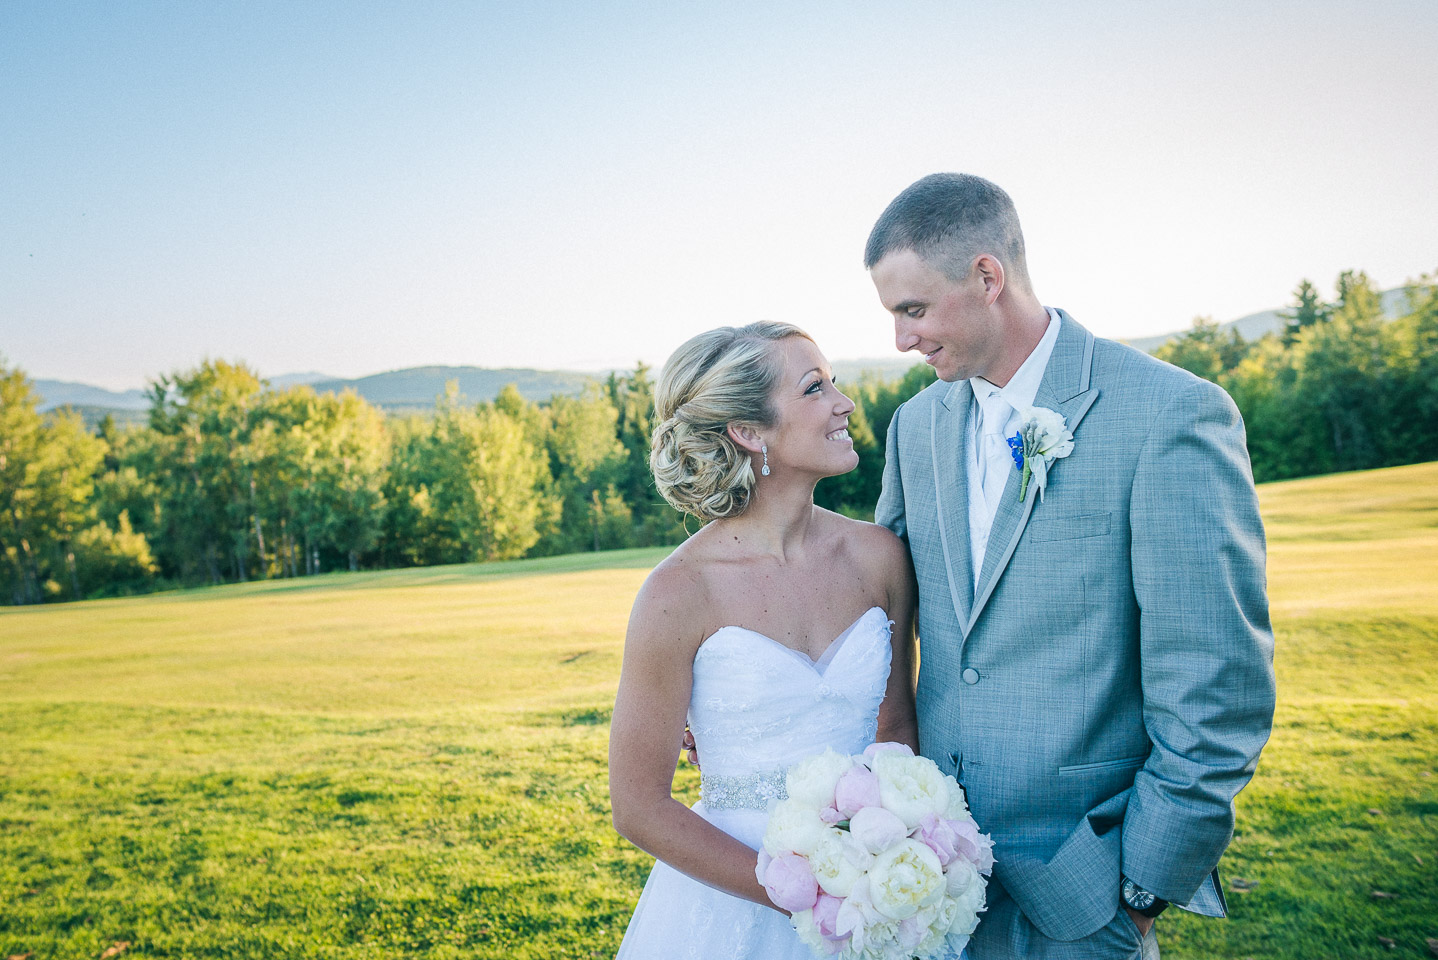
[1005,405,1075,502]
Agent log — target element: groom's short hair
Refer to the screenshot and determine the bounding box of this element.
[865,173,1032,291]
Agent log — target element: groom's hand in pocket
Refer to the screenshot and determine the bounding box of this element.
[1124,906,1154,938]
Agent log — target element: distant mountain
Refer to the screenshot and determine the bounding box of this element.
[831,356,927,383]
[33,379,151,413]
[306,366,599,410]
[265,371,335,388]
[1122,287,1411,354]
[57,405,151,430]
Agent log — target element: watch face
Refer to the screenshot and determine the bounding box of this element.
[1123,879,1155,910]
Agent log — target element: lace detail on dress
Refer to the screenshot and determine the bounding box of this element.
[700,769,787,810]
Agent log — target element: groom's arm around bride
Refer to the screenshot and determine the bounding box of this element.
[866,173,1277,959]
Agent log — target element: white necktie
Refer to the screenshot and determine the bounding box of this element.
[976,390,1013,520]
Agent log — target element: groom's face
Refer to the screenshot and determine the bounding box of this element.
[870,248,995,382]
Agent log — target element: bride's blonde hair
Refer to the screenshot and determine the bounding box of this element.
[651,322,812,521]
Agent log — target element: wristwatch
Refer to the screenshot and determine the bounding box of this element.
[1121,876,1169,919]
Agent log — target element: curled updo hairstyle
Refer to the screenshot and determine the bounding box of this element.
[651,321,812,521]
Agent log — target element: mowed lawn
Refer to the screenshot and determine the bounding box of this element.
[2,463,1436,959]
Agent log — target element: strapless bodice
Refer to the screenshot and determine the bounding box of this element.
[614,606,899,960]
[686,606,893,787]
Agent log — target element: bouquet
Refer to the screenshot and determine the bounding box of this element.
[756,743,994,960]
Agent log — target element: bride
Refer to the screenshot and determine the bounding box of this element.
[608,321,919,958]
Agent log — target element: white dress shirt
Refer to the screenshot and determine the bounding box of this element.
[966,308,1062,589]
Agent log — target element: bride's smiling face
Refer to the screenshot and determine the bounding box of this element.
[758,337,859,479]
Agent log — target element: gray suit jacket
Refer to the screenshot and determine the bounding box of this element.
[877,313,1275,955]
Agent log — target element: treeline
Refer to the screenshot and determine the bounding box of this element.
[6,267,1434,604]
[1153,270,1438,483]
[0,356,935,604]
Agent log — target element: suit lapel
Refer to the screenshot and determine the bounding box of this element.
[966,313,1100,635]
[931,380,974,631]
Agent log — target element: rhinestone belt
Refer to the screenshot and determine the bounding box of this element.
[700,769,788,811]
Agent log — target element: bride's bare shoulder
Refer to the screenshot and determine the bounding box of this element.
[627,532,723,648]
[816,508,908,569]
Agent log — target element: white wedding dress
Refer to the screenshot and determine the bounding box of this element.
[615,605,894,959]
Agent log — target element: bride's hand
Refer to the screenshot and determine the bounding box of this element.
[682,725,700,767]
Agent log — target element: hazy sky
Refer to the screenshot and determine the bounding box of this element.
[3,0,1435,390]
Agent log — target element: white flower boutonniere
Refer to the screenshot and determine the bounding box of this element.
[1005,405,1074,502]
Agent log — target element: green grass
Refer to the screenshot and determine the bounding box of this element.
[2,467,1436,958]
[1158,461,1438,959]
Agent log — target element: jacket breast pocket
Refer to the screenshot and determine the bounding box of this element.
[1057,754,1147,776]
[1026,511,1112,543]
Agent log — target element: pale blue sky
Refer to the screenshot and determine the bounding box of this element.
[3,0,1435,389]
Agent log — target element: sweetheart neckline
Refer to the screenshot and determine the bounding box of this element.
[696,605,887,669]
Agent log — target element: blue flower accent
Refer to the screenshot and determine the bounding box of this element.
[1006,433,1025,470]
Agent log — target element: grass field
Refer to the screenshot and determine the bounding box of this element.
[2,463,1436,959]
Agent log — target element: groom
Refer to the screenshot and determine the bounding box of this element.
[868,174,1275,959]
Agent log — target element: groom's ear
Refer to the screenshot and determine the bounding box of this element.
[974,254,1006,305]
[726,422,764,455]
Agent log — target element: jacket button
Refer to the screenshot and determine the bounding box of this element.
[962,668,980,685]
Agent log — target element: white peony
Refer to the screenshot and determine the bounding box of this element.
[944,859,987,935]
[834,875,883,955]
[785,747,855,810]
[808,827,872,898]
[942,779,970,820]
[947,856,980,892]
[762,797,829,857]
[848,805,909,854]
[872,752,950,830]
[788,908,827,954]
[867,838,946,920]
[858,918,901,959]
[916,898,959,956]
[944,931,974,960]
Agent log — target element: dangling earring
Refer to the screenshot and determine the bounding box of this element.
[760,443,770,477]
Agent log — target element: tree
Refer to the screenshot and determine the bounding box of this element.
[0,361,106,603]
[540,387,628,552]
[381,384,552,565]
[142,360,267,584]
[312,390,389,571]
[378,414,439,567]
[607,364,687,545]
[71,510,159,596]
[1382,273,1438,465]
[255,386,390,575]
[1220,336,1311,482]
[1154,317,1248,382]
[1286,270,1391,473]
[1280,280,1329,346]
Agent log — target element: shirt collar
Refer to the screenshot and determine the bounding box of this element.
[969,307,1063,412]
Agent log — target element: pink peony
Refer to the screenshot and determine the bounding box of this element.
[948,817,996,874]
[916,813,961,867]
[762,852,820,913]
[898,915,925,951]
[819,805,845,824]
[834,765,883,818]
[813,893,844,937]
